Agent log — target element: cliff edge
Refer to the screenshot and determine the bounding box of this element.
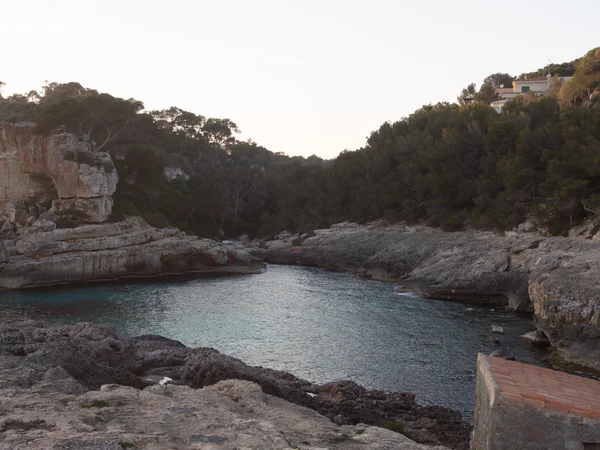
[0,123,263,288]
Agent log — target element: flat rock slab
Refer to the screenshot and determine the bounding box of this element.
[0,378,450,449]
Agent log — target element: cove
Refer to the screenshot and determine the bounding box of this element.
[0,264,546,421]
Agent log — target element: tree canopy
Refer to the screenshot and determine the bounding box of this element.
[1,47,599,238]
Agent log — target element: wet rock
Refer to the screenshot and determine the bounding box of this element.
[520,330,550,347]
[489,347,515,360]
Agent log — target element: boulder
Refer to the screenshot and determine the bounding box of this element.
[489,347,515,360]
[53,197,113,224]
[517,221,537,233]
[0,219,13,233]
[7,200,28,225]
[28,219,57,234]
[520,330,550,346]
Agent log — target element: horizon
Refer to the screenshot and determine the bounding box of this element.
[2,0,599,158]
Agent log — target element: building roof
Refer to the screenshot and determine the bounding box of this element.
[514,77,549,83]
[482,355,600,421]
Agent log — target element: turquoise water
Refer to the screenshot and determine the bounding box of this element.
[0,264,545,421]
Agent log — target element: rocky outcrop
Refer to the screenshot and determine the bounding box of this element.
[0,122,117,223]
[0,123,263,286]
[250,222,600,372]
[0,216,264,289]
[0,322,466,449]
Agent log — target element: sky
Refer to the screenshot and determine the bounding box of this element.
[1,0,599,159]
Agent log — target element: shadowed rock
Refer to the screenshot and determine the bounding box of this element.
[0,321,470,449]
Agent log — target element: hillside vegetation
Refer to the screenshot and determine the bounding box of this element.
[1,47,599,237]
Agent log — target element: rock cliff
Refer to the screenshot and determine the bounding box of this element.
[1,122,117,223]
[0,321,464,449]
[0,123,263,287]
[250,222,600,372]
[0,217,263,289]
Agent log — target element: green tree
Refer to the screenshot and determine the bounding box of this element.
[572,47,600,99]
[474,81,500,104]
[457,83,477,106]
[203,118,239,146]
[38,92,143,151]
[483,73,514,89]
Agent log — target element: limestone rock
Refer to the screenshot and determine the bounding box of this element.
[520,330,550,346]
[163,166,189,181]
[0,217,264,289]
[0,322,461,449]
[8,200,28,225]
[516,220,537,233]
[490,325,504,334]
[53,197,113,223]
[28,219,57,233]
[0,123,117,223]
[1,219,13,233]
[0,378,449,450]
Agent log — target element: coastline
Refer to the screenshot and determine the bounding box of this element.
[247,221,600,373]
[0,321,470,450]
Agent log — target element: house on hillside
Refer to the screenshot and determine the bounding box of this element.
[491,74,571,112]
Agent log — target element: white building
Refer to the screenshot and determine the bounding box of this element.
[491,74,571,112]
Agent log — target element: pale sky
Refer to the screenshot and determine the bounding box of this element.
[2,0,598,158]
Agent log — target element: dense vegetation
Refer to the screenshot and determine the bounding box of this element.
[1,47,599,237]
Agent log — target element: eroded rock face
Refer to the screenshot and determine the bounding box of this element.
[0,217,264,289]
[0,322,461,449]
[0,122,117,223]
[0,124,263,285]
[252,224,531,311]
[250,223,600,371]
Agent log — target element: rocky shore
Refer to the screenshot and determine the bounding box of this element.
[0,322,467,449]
[0,216,264,289]
[0,122,263,288]
[248,221,600,372]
